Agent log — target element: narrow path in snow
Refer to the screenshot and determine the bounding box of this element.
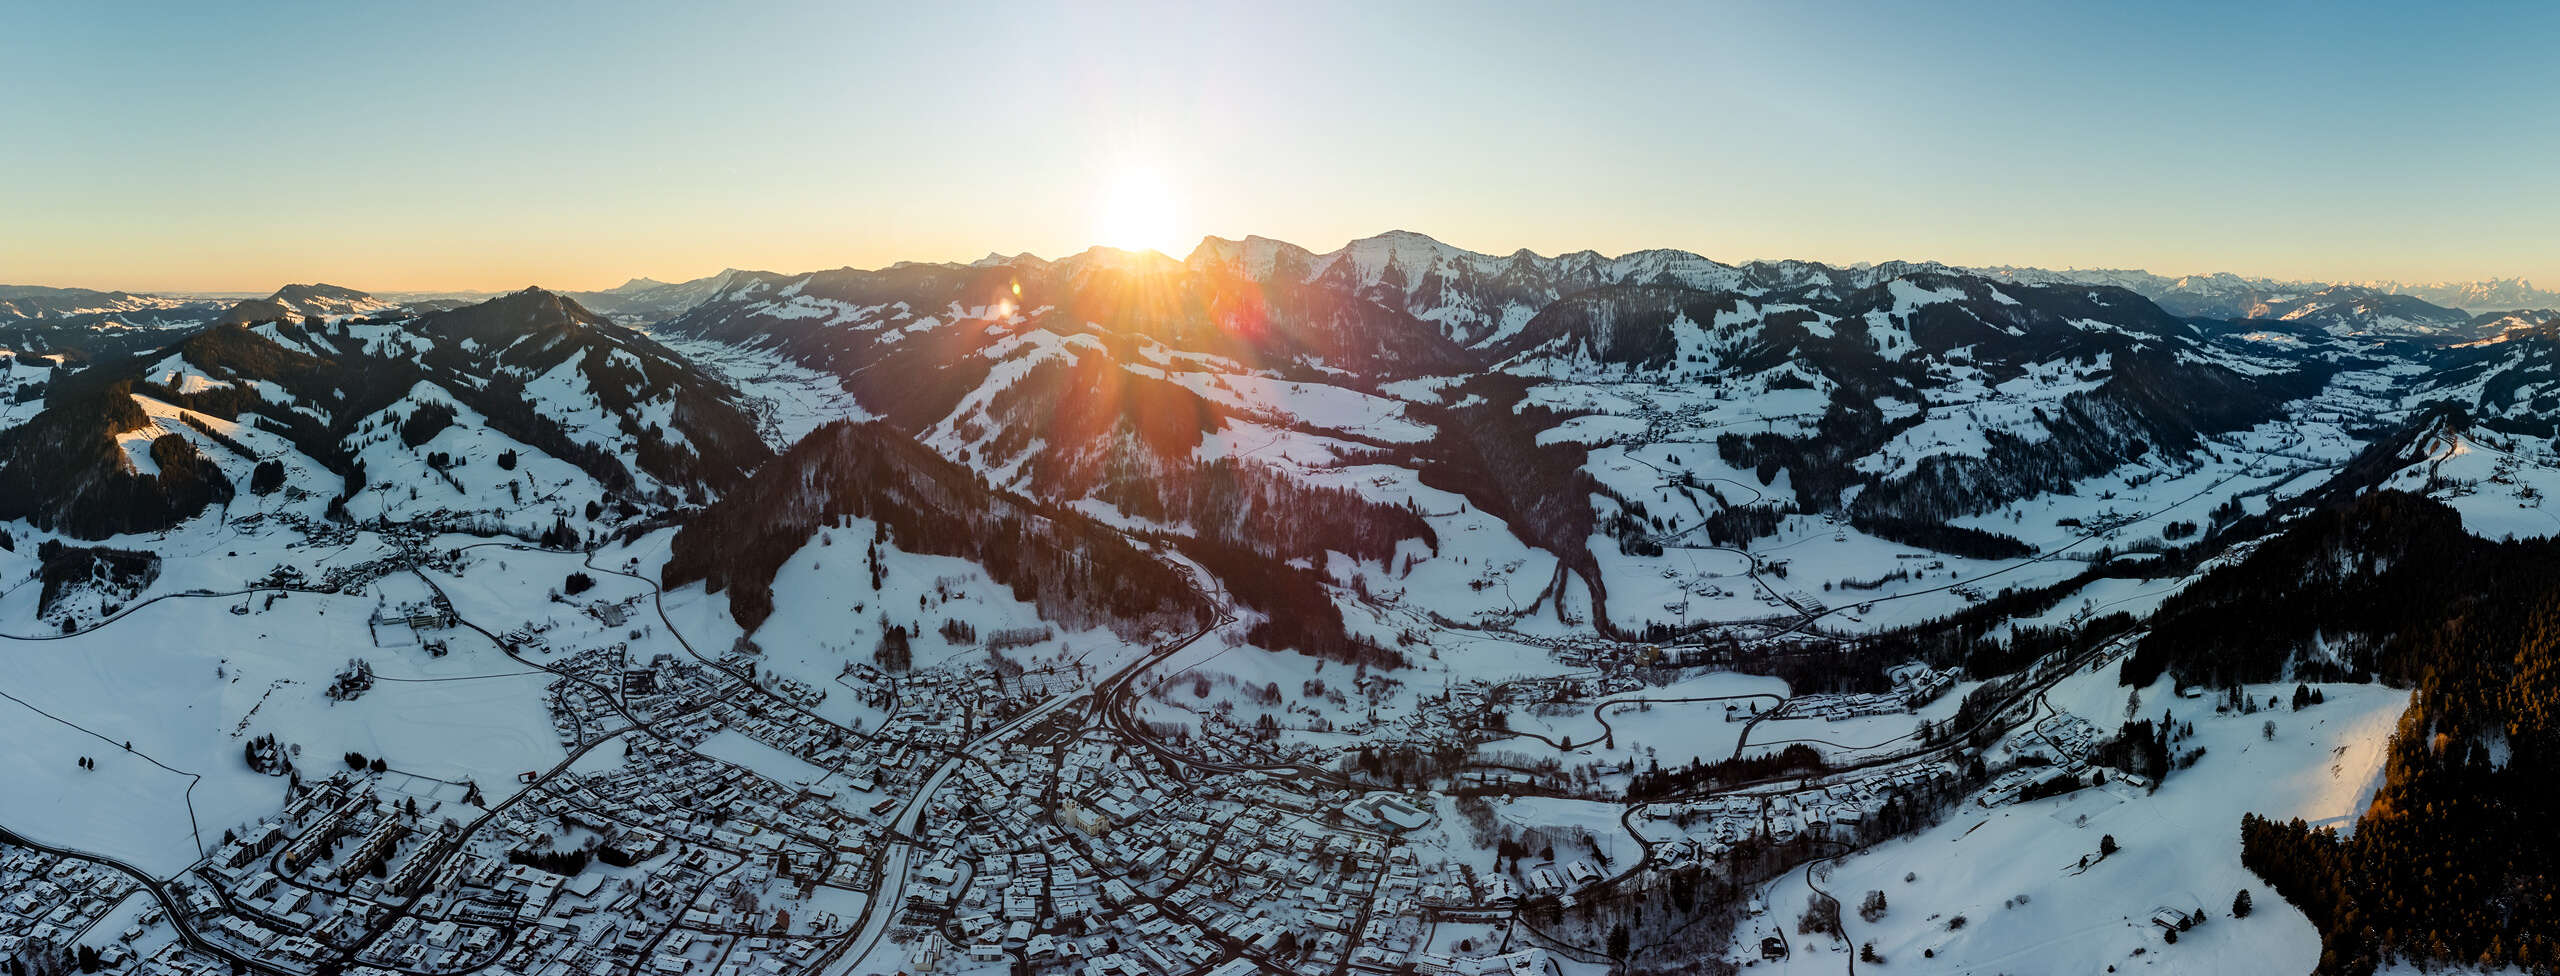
[1481,691,1786,755]
[0,683,209,864]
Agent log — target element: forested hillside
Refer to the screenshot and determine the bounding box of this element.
[663,420,1210,639]
[0,290,769,539]
[2131,491,2560,973]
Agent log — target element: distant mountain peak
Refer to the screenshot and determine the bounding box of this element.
[1055,245,1183,275]
[565,269,770,327]
[211,297,297,327]
[1184,235,1315,278]
[1364,228,1447,244]
[222,282,396,324]
[416,286,613,338]
[268,282,373,302]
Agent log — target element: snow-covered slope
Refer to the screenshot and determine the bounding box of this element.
[568,269,757,326]
[212,283,400,326]
[1973,267,2483,338]
[0,285,215,323]
[1734,672,2409,976]
[0,288,772,542]
[2354,276,2560,314]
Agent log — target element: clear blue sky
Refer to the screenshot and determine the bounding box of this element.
[5,0,2554,292]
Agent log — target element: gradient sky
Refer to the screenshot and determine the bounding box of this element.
[5,0,2556,293]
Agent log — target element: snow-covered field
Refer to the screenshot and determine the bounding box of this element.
[0,590,559,876]
[2389,430,2560,540]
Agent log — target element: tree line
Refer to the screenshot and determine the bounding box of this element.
[2139,491,2560,973]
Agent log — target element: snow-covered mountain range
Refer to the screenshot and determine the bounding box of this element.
[9,234,2556,624]
[4,234,2559,976]
[2354,275,2560,313]
[12,235,2560,647]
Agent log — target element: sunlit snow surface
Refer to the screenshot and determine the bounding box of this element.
[1730,673,2407,976]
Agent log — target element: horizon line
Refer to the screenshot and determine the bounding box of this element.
[19,229,2546,298]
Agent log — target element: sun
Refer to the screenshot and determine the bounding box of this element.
[1095,166,1181,255]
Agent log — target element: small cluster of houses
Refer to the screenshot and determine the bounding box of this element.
[542,661,632,750]
[350,735,852,976]
[1495,674,1649,709]
[1644,761,1964,863]
[1178,711,1341,772]
[1341,794,1432,833]
[1129,797,1409,976]
[2031,712,2103,763]
[1887,662,1961,705]
[619,654,736,722]
[360,835,834,976]
[1387,685,1495,754]
[1975,710,2122,805]
[107,720,879,976]
[516,738,854,891]
[1761,662,1962,723]
[365,595,456,645]
[1980,765,2076,807]
[700,698,860,774]
[0,845,140,967]
[185,781,466,968]
[874,715,1545,976]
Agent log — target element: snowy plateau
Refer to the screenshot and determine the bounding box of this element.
[0,236,2555,976]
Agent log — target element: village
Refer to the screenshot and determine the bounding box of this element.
[46,619,2046,976]
[0,500,2201,976]
[0,843,150,971]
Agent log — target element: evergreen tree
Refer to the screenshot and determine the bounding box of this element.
[249,459,286,495]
